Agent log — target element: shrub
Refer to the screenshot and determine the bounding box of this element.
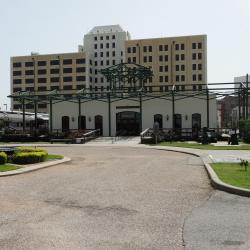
[0,152,7,165]
[12,151,48,165]
[17,147,47,153]
[239,119,250,143]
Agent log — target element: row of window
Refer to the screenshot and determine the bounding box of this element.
[13,67,86,76]
[94,43,116,49]
[127,42,202,53]
[94,51,118,57]
[94,35,116,41]
[12,58,86,68]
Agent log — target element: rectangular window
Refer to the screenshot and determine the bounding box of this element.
[50,60,59,65]
[112,51,115,57]
[63,77,72,82]
[25,70,34,75]
[112,60,116,65]
[112,42,115,48]
[38,61,46,66]
[38,86,46,91]
[128,57,131,63]
[192,53,196,60]
[159,55,163,61]
[25,62,34,67]
[100,36,103,40]
[192,43,196,49]
[25,78,34,84]
[63,68,72,73]
[181,65,185,71]
[181,54,185,60]
[13,79,22,84]
[38,78,47,83]
[160,86,163,92]
[198,74,202,81]
[181,44,185,50]
[198,64,202,70]
[127,47,131,53]
[13,62,21,67]
[132,47,136,53]
[76,76,86,81]
[76,67,85,73]
[63,85,72,90]
[198,53,202,60]
[148,56,152,62]
[192,64,196,70]
[165,55,168,61]
[106,60,110,65]
[13,88,22,92]
[175,44,179,50]
[193,74,197,81]
[94,36,97,41]
[76,58,85,64]
[94,44,97,49]
[63,59,72,65]
[164,45,168,51]
[198,42,202,49]
[165,75,169,82]
[148,46,152,52]
[198,85,202,91]
[51,77,59,82]
[133,57,136,63]
[106,51,109,57]
[181,75,185,81]
[38,69,46,75]
[13,71,21,76]
[176,65,179,71]
[176,75,180,81]
[143,56,147,63]
[94,52,97,57]
[50,68,59,74]
[100,43,103,49]
[100,52,103,57]
[106,43,109,48]
[106,35,109,40]
[175,54,179,61]
[100,60,103,66]
[159,76,163,82]
[94,78,98,83]
[159,66,163,72]
[165,65,168,72]
[159,45,163,51]
[112,35,115,39]
[143,46,147,52]
[193,85,197,91]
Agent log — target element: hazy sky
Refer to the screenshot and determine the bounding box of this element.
[0,0,249,110]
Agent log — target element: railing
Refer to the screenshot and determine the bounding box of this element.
[140,128,153,144]
[77,129,101,144]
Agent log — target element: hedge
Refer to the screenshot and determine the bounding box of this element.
[239,119,250,143]
[17,147,47,153]
[0,152,7,165]
[12,151,48,164]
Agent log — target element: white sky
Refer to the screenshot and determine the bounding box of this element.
[0,0,249,110]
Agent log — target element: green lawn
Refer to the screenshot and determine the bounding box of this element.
[47,154,64,160]
[0,164,19,172]
[211,163,250,189]
[158,141,250,150]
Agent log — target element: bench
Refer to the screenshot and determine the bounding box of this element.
[50,138,73,144]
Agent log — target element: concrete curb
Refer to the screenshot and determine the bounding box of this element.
[142,145,250,198]
[0,157,71,177]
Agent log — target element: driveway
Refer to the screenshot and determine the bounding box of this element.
[0,146,211,250]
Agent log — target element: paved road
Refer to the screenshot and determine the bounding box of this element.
[0,146,211,250]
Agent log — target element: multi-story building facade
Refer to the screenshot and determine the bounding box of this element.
[11,52,87,113]
[125,35,207,91]
[10,25,207,113]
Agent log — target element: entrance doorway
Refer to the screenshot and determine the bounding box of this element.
[154,114,163,129]
[116,111,140,136]
[62,116,70,132]
[95,115,103,135]
[192,113,201,139]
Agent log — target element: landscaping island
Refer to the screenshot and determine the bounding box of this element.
[0,147,63,172]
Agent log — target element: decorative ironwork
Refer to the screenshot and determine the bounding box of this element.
[99,63,153,91]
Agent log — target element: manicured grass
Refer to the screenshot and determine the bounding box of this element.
[158,141,250,150]
[47,154,64,160]
[0,164,19,172]
[211,163,250,189]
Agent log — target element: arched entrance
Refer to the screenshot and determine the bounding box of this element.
[78,115,86,130]
[95,115,103,135]
[116,111,140,136]
[62,116,69,132]
[192,113,201,139]
[154,114,163,129]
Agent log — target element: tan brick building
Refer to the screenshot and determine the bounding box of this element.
[125,35,207,91]
[10,25,207,113]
